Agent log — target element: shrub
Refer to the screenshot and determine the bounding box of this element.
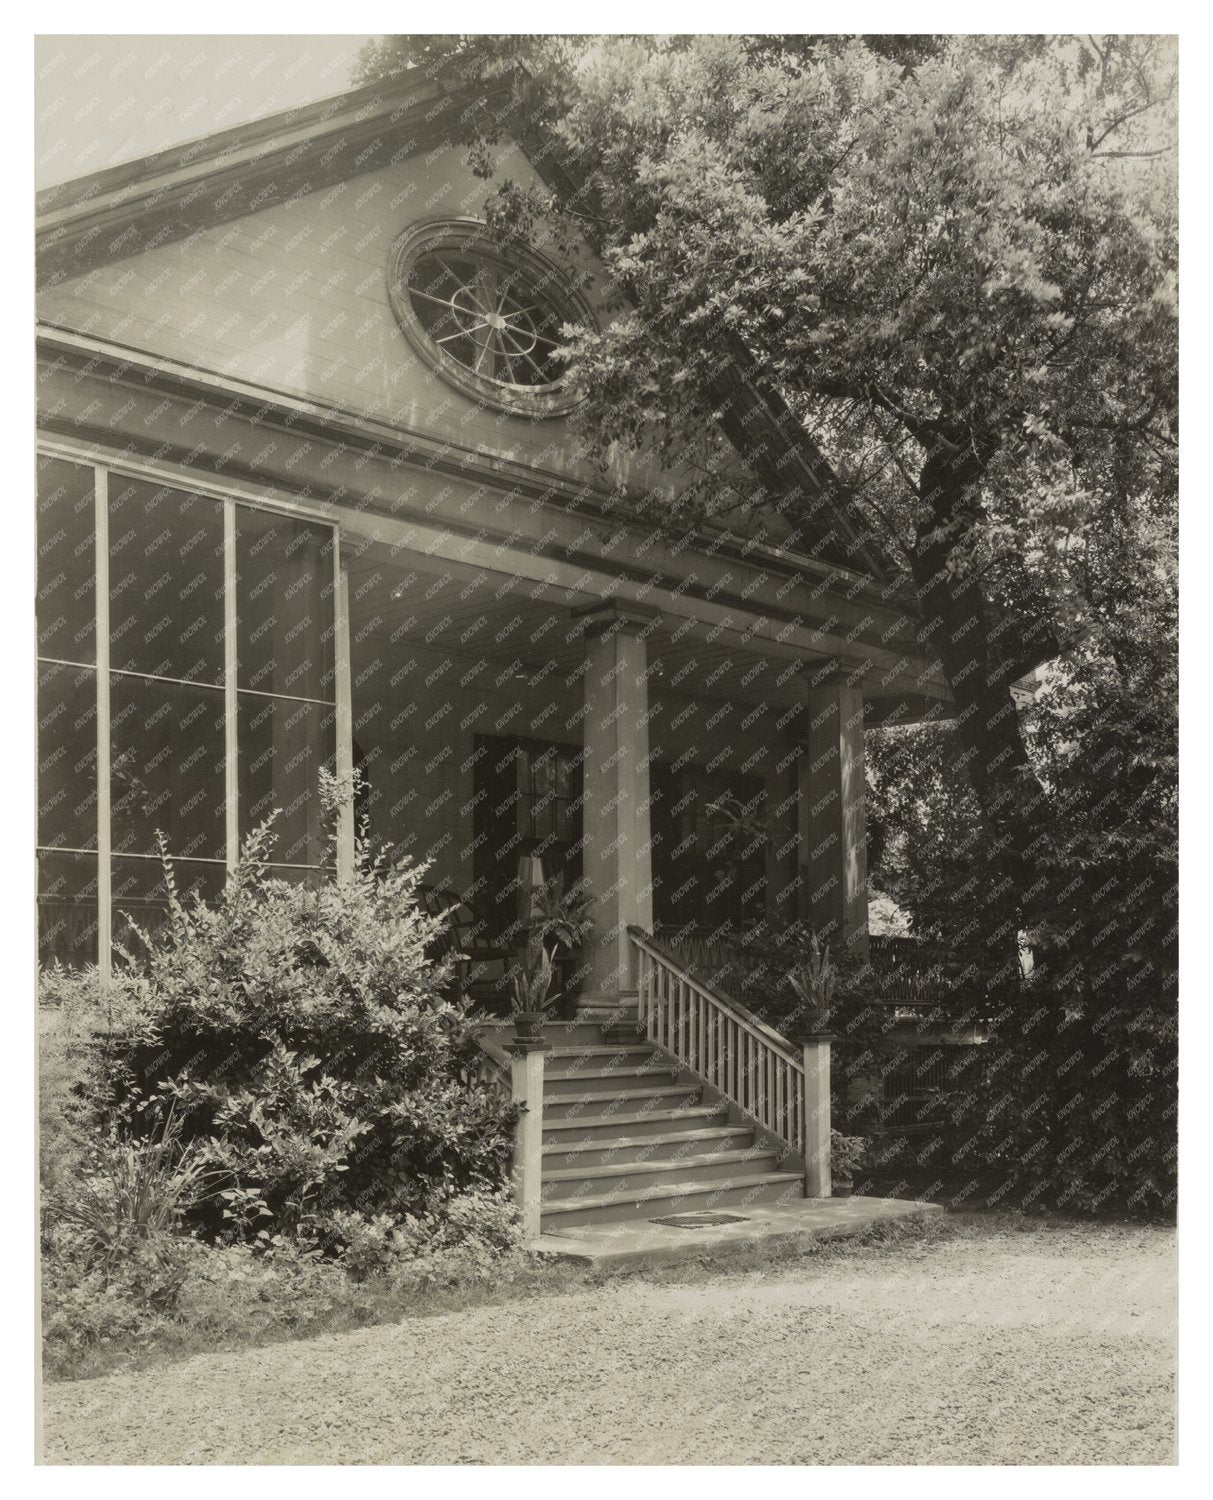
[59,809,516,1243]
[38,963,153,1195]
[324,1187,521,1283]
[829,1130,869,1182]
[46,1112,213,1269]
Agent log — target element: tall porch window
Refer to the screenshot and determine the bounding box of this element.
[471,733,584,941]
[36,453,341,972]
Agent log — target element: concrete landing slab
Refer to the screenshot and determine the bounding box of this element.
[530,1195,943,1269]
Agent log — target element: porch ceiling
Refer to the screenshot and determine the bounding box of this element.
[344,545,819,716]
[342,544,945,725]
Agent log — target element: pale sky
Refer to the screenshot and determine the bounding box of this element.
[35,35,378,190]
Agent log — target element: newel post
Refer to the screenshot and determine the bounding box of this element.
[508,1038,548,1240]
[802,1033,834,1198]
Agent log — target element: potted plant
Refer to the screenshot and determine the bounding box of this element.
[510,877,594,1039]
[788,931,835,1034]
[830,1129,868,1197]
[510,940,557,1039]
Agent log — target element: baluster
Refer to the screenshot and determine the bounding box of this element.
[777,1058,786,1143]
[690,991,697,1073]
[657,962,666,1048]
[727,1019,734,1099]
[755,1039,766,1129]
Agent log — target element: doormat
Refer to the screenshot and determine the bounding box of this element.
[649,1212,748,1229]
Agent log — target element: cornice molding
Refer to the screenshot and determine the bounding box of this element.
[36,71,508,289]
[35,324,913,618]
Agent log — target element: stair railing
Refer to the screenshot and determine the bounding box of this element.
[628,926,832,1195]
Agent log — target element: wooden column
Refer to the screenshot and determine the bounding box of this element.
[802,1033,833,1198]
[93,465,112,981]
[508,1038,547,1241]
[799,667,869,954]
[574,600,659,1005]
[333,560,355,880]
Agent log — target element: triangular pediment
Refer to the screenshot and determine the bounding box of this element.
[36,65,893,581]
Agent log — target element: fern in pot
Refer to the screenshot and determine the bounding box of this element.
[787,931,835,1036]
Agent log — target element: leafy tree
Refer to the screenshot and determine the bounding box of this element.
[360,35,1177,1213]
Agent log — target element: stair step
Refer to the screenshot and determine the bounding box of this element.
[542,1125,754,1169]
[542,1064,679,1095]
[542,1085,700,1118]
[540,1171,806,1230]
[541,1148,781,1200]
[544,1045,658,1061]
[601,1024,648,1045]
[477,1022,608,1047]
[542,1102,730,1140]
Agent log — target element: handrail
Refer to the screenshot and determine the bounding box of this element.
[630,927,801,1061]
[628,925,810,1162]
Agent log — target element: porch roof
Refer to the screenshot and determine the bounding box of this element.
[343,537,950,728]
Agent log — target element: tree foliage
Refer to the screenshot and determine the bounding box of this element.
[360,34,1178,1215]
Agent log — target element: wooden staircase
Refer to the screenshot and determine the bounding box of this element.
[481,1015,806,1235]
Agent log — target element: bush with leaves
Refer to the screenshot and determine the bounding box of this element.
[62,802,515,1244]
[325,1186,521,1285]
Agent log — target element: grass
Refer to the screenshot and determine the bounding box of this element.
[44,1205,1041,1384]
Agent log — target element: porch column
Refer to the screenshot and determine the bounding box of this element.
[798,667,869,954]
[574,600,659,1006]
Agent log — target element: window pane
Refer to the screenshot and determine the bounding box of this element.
[37,662,98,850]
[109,477,224,683]
[265,865,330,888]
[238,694,335,866]
[37,456,95,664]
[236,508,335,701]
[38,851,98,968]
[112,856,226,952]
[111,676,227,861]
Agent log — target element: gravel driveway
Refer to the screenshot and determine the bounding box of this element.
[41,1220,1175,1465]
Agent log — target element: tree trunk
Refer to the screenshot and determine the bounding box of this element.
[910,444,1054,989]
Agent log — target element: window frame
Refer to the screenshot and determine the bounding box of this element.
[35,444,353,976]
[386,217,595,420]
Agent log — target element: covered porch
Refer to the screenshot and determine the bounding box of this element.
[342,529,895,1016]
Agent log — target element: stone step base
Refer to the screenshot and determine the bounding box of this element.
[540,1170,805,1231]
